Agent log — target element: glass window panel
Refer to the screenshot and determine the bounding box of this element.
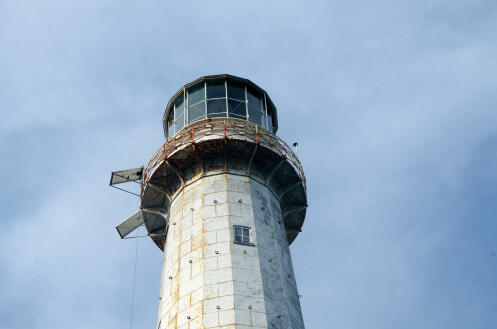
[235,227,242,242]
[188,83,205,105]
[247,90,265,126]
[167,116,174,138]
[267,109,273,132]
[207,81,226,99]
[227,82,245,101]
[242,235,250,244]
[247,90,261,106]
[242,228,250,244]
[188,101,205,123]
[247,91,262,125]
[207,99,226,115]
[229,113,246,120]
[262,105,267,129]
[234,226,251,244]
[228,99,246,117]
[174,94,184,120]
[248,104,262,125]
[175,113,184,132]
[208,112,227,118]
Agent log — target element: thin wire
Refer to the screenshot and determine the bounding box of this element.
[111,185,141,197]
[124,234,149,239]
[130,233,139,329]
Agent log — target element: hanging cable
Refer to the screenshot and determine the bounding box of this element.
[129,233,139,329]
[111,185,141,197]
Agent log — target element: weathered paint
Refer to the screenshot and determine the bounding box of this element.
[251,179,304,329]
[157,173,304,329]
[140,118,307,250]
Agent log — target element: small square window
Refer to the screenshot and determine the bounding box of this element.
[234,226,251,245]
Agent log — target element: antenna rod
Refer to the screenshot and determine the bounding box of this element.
[293,142,299,156]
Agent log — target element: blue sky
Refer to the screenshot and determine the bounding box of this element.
[1,0,496,328]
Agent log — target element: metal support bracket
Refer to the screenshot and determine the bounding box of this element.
[247,143,258,176]
[165,160,185,188]
[278,181,302,201]
[266,158,285,185]
[285,226,302,233]
[142,207,168,219]
[283,205,308,217]
[148,183,172,203]
[191,143,205,176]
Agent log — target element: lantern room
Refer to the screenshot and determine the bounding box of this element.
[163,74,278,139]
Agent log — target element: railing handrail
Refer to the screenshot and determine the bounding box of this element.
[143,118,305,190]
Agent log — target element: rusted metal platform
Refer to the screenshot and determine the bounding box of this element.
[140,118,307,250]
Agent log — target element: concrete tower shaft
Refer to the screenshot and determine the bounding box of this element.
[140,76,307,329]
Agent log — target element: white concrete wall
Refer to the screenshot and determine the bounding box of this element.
[157,173,304,329]
[251,180,305,329]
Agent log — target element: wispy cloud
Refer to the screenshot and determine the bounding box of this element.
[1,1,496,328]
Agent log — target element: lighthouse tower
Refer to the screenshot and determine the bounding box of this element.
[113,74,308,329]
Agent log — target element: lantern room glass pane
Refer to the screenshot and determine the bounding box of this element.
[228,99,246,118]
[188,101,205,123]
[227,82,245,101]
[209,113,227,118]
[248,103,262,125]
[267,109,273,132]
[167,115,174,138]
[165,79,277,138]
[188,83,205,105]
[207,81,226,99]
[207,99,226,116]
[247,90,262,125]
[175,113,184,132]
[174,94,184,120]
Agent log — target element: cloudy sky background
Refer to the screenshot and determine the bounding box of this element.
[1,0,497,328]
